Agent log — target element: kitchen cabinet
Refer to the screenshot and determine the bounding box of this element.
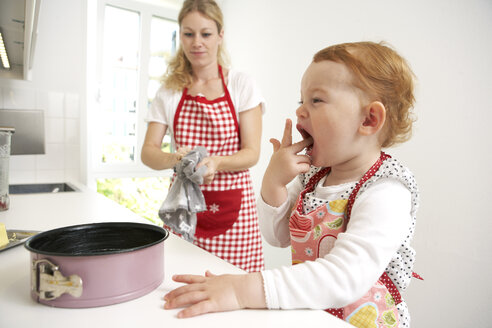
[0,0,40,80]
[0,187,352,327]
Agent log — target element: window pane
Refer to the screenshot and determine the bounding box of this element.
[97,177,170,225]
[149,16,178,84]
[99,6,140,164]
[148,16,178,153]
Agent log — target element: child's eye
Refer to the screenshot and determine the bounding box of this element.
[312,98,322,104]
[298,100,304,105]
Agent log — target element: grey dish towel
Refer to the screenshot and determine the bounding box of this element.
[159,146,208,242]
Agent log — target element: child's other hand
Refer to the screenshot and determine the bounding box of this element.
[164,271,265,318]
[265,119,312,189]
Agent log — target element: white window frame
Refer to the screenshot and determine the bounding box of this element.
[86,0,179,188]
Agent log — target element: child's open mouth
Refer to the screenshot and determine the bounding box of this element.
[296,124,313,155]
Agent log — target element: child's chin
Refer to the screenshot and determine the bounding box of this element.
[307,148,320,166]
[308,148,326,167]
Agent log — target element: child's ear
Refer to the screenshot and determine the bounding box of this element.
[359,101,386,136]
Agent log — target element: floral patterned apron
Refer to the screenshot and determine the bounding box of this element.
[289,152,401,328]
[171,66,264,272]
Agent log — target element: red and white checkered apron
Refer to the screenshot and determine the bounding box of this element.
[290,153,403,327]
[171,66,264,272]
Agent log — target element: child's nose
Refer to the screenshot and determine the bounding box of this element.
[296,104,307,118]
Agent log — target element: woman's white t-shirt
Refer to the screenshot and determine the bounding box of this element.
[145,69,266,141]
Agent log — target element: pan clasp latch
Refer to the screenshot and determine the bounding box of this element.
[32,259,83,300]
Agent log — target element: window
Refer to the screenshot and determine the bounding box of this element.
[88,0,179,224]
[98,5,140,164]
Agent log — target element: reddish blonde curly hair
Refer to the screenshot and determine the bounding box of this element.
[313,41,416,148]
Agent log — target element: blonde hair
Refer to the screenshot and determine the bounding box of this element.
[163,0,229,91]
[313,41,416,148]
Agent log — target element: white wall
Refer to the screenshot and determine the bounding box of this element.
[221,0,492,327]
[0,0,86,185]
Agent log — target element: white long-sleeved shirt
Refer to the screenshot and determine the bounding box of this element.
[259,159,418,324]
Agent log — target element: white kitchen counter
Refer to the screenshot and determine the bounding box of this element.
[0,188,352,328]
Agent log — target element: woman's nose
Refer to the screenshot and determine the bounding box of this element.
[192,36,202,47]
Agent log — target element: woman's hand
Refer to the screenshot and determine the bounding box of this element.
[196,156,220,184]
[164,271,265,318]
[142,123,186,170]
[175,147,192,161]
[261,119,312,206]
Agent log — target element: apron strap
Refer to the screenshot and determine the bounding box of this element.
[295,167,331,214]
[218,65,240,140]
[379,271,403,304]
[345,152,391,219]
[173,87,189,135]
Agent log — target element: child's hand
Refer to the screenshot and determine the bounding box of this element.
[261,119,312,206]
[164,271,265,318]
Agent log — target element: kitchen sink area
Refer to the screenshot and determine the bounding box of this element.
[9,182,80,194]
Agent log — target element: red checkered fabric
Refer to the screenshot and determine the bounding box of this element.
[170,67,264,272]
[194,172,264,272]
[174,96,239,160]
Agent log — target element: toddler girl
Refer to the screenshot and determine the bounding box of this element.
[164,41,420,328]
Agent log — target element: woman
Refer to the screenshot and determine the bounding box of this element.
[142,0,265,272]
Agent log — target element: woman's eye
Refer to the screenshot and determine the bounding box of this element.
[184,32,193,37]
[202,33,212,37]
